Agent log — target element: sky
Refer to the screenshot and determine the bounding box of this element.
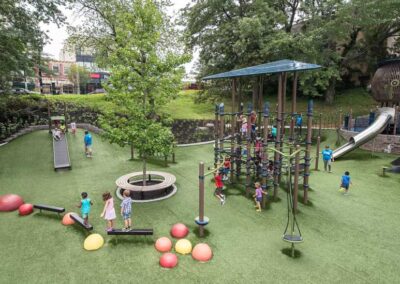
[41,0,196,73]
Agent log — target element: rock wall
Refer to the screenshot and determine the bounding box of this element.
[339,129,400,154]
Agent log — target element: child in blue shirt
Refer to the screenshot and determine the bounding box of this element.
[120,190,133,231]
[84,131,93,158]
[340,171,353,195]
[322,145,334,172]
[78,192,93,225]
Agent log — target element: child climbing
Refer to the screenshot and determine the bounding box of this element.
[77,192,93,225]
[120,190,133,231]
[240,115,248,136]
[296,113,303,136]
[223,156,231,181]
[214,170,226,205]
[339,171,353,195]
[100,192,116,232]
[253,182,267,212]
[250,110,257,139]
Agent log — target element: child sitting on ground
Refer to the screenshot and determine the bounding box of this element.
[120,190,133,231]
[77,192,93,225]
[100,192,116,232]
[223,156,231,181]
[253,182,267,212]
[340,171,353,195]
[214,170,226,205]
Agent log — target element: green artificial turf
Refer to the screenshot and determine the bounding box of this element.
[0,130,399,283]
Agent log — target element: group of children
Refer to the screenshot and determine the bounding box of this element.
[77,189,133,232]
[322,145,353,195]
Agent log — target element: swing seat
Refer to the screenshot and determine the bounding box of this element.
[282,234,303,243]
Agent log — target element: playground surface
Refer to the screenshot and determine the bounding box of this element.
[0,130,399,283]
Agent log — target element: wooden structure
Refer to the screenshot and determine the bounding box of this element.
[115,171,177,202]
[203,60,321,206]
[371,58,400,106]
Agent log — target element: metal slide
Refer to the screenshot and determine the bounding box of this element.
[333,107,395,159]
[53,134,71,170]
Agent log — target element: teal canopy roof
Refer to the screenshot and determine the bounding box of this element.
[202,60,322,80]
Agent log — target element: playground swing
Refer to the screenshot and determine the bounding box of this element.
[281,150,303,258]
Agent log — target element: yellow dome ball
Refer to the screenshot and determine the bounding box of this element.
[84,234,104,251]
[175,239,192,255]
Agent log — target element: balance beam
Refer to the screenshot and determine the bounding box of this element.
[70,213,93,231]
[34,204,65,214]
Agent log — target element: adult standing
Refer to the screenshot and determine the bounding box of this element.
[322,145,334,172]
[84,130,93,158]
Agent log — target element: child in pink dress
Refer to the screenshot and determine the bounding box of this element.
[100,192,116,232]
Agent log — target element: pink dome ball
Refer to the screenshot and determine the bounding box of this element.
[0,194,24,212]
[62,212,76,226]
[155,237,172,253]
[192,243,213,262]
[170,223,189,238]
[18,203,33,216]
[159,253,178,269]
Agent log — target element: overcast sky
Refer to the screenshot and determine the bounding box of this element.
[42,0,196,73]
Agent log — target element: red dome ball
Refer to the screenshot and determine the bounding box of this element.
[159,253,178,269]
[192,243,213,262]
[62,212,76,226]
[0,194,24,212]
[170,223,189,239]
[18,203,33,216]
[155,237,172,253]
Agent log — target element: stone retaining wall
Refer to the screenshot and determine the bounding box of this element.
[339,129,400,154]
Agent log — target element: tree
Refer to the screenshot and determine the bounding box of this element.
[95,0,188,185]
[0,0,67,91]
[182,0,400,104]
[67,64,90,94]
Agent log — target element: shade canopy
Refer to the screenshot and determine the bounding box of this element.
[202,60,322,81]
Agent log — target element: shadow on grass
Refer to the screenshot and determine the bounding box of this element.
[192,226,211,238]
[107,236,154,246]
[32,212,62,221]
[281,247,302,258]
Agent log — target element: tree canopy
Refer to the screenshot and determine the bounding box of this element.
[182,0,400,103]
[0,0,67,90]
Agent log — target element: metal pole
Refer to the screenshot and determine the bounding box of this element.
[289,72,298,142]
[303,100,313,204]
[214,105,219,169]
[219,103,225,165]
[273,73,283,200]
[231,79,237,180]
[315,113,322,170]
[294,145,300,212]
[246,103,252,197]
[262,102,269,209]
[199,162,205,237]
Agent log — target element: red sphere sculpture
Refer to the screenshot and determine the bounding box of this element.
[62,212,76,226]
[18,203,33,216]
[170,223,189,239]
[192,243,213,262]
[159,253,178,269]
[0,194,24,212]
[155,237,172,253]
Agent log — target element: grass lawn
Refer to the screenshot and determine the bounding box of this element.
[0,130,399,283]
[45,88,376,120]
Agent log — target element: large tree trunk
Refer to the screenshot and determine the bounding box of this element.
[325,78,336,105]
[142,154,147,186]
